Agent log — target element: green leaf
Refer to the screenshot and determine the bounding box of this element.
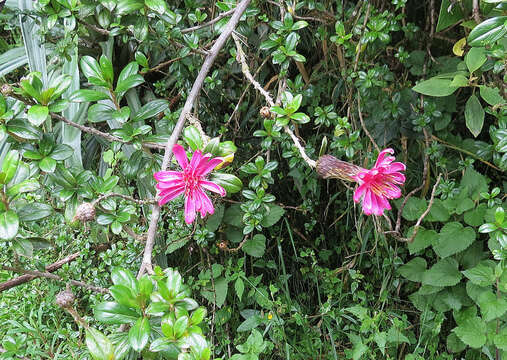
[145,0,166,14]
[479,85,505,106]
[242,234,266,258]
[422,258,462,287]
[173,316,188,338]
[210,173,242,194]
[111,220,122,234]
[446,332,467,354]
[433,222,475,258]
[289,112,310,124]
[111,268,138,292]
[465,94,484,137]
[477,291,507,321]
[398,257,427,282]
[183,126,203,150]
[234,278,244,301]
[80,56,108,87]
[50,144,74,161]
[260,204,285,227]
[465,47,486,73]
[115,75,144,97]
[412,78,458,97]
[110,285,139,308]
[39,157,57,173]
[99,55,114,85]
[462,261,496,287]
[494,327,507,351]
[408,228,438,254]
[94,302,140,324]
[27,105,48,127]
[0,150,19,185]
[452,316,487,348]
[131,99,168,122]
[6,178,40,197]
[401,197,426,221]
[468,16,507,47]
[460,167,488,201]
[111,107,130,123]
[201,277,228,308]
[88,103,114,123]
[436,0,465,32]
[116,0,144,15]
[86,327,115,360]
[128,317,150,352]
[69,89,110,102]
[17,202,52,221]
[12,238,33,257]
[7,119,42,141]
[205,204,224,232]
[0,210,19,240]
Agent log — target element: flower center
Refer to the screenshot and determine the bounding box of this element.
[183,169,200,196]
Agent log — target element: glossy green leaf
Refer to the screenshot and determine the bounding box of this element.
[16,202,52,221]
[128,317,150,352]
[6,119,42,140]
[464,47,486,73]
[86,327,115,360]
[27,105,48,126]
[0,150,19,184]
[209,173,242,194]
[468,16,507,46]
[69,89,110,102]
[39,157,57,173]
[0,210,19,240]
[94,302,140,324]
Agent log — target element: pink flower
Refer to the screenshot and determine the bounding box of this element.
[154,144,226,224]
[352,148,406,216]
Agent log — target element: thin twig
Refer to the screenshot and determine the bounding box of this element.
[92,193,156,207]
[50,113,164,150]
[0,252,80,292]
[77,18,111,36]
[357,97,380,153]
[181,8,236,34]
[405,174,442,243]
[137,0,252,279]
[1,266,109,294]
[431,134,501,171]
[232,34,316,168]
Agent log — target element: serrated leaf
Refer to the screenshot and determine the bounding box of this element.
[398,257,427,282]
[452,316,486,348]
[433,222,475,258]
[242,234,266,258]
[422,258,462,287]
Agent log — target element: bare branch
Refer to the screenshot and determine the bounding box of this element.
[0,252,80,292]
[231,33,316,168]
[357,97,380,153]
[137,0,252,279]
[50,113,164,150]
[181,8,236,34]
[2,266,109,294]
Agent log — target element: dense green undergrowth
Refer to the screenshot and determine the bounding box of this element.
[0,0,506,359]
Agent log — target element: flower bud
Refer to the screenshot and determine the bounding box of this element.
[316,155,363,182]
[73,202,96,222]
[259,106,272,119]
[55,289,75,309]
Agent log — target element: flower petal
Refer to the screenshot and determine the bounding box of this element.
[172,144,189,170]
[195,157,224,177]
[158,185,185,206]
[200,180,226,196]
[386,162,406,173]
[374,148,394,168]
[184,193,196,224]
[353,183,367,203]
[189,150,204,174]
[156,179,185,189]
[154,171,183,182]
